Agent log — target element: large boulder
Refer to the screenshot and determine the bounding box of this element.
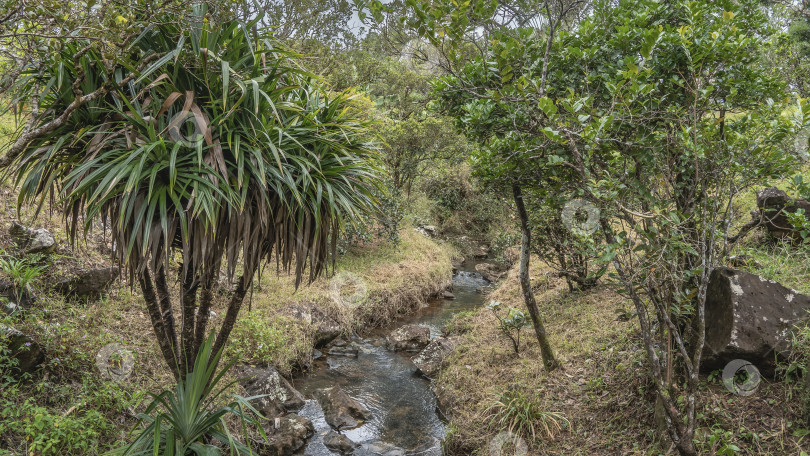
[475,263,505,283]
[9,222,56,254]
[55,267,119,299]
[238,365,305,419]
[323,430,358,455]
[702,267,810,375]
[412,336,459,379]
[0,325,45,377]
[313,386,371,431]
[385,324,430,352]
[254,414,313,456]
[756,187,810,241]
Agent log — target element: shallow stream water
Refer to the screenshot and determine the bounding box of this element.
[292,261,490,455]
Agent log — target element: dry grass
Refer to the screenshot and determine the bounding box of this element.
[437,259,809,455]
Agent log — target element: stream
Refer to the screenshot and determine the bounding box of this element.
[293,261,490,455]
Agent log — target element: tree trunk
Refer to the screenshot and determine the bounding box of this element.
[512,184,559,371]
[139,270,180,381]
[179,266,199,375]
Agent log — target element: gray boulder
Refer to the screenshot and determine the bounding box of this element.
[313,386,371,431]
[238,365,305,419]
[10,222,55,254]
[475,263,505,283]
[413,336,459,379]
[254,414,313,456]
[55,267,119,299]
[702,267,810,375]
[328,339,360,358]
[0,325,45,377]
[756,187,810,241]
[323,430,358,455]
[385,324,430,352]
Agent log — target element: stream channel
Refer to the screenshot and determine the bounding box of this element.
[292,261,490,455]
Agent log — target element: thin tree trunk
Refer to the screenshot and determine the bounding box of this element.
[193,256,222,364]
[179,266,199,376]
[154,265,178,363]
[211,272,254,363]
[512,184,559,371]
[139,270,180,381]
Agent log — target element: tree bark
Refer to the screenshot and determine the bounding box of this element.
[211,272,254,363]
[139,270,180,380]
[512,184,559,371]
[179,265,199,375]
[154,265,178,363]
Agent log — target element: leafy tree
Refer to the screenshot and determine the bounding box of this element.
[234,0,358,49]
[516,1,803,453]
[361,0,809,453]
[2,6,381,380]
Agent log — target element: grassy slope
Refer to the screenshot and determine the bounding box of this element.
[438,259,808,455]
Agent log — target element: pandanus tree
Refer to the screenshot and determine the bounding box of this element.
[2,6,381,380]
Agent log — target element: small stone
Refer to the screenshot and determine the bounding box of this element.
[314,387,371,431]
[385,324,430,352]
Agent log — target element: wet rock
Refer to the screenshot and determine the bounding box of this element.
[54,266,119,299]
[328,340,359,358]
[385,324,430,352]
[254,414,313,456]
[0,325,45,377]
[431,383,456,419]
[355,441,405,456]
[451,258,465,273]
[323,430,358,454]
[756,187,810,241]
[475,263,505,283]
[701,267,810,375]
[442,290,455,300]
[410,437,443,456]
[238,365,305,418]
[313,386,371,431]
[282,302,342,348]
[10,221,55,254]
[413,336,459,378]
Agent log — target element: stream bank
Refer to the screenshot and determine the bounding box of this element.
[287,259,491,455]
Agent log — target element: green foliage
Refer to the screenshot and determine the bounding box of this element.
[339,176,404,250]
[420,167,505,236]
[228,313,311,375]
[0,253,45,307]
[0,388,112,455]
[487,300,531,354]
[116,332,265,455]
[484,387,568,443]
[6,3,381,286]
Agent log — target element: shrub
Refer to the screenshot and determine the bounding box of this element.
[486,301,531,354]
[116,333,265,455]
[227,313,311,375]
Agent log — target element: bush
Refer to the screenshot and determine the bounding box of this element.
[0,387,112,455]
[227,313,311,375]
[420,166,507,237]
